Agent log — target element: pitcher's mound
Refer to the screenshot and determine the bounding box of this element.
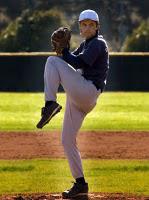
[0,193,148,200]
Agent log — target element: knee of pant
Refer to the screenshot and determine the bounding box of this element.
[47,56,55,64]
[47,56,61,63]
[45,56,57,71]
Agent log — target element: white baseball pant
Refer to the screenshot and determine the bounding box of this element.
[44,56,101,179]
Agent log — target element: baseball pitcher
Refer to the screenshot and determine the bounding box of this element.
[37,9,109,199]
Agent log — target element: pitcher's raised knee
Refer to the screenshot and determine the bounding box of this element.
[47,56,59,63]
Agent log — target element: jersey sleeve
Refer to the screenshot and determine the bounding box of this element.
[62,48,86,69]
[72,42,84,55]
[62,38,108,69]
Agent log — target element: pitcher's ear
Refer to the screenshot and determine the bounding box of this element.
[96,22,100,30]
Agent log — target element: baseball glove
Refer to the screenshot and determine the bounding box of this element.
[51,27,71,56]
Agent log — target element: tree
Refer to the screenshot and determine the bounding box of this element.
[0,0,149,51]
[122,19,149,52]
[0,9,66,52]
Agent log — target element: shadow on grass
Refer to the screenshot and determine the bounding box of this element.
[0,165,34,172]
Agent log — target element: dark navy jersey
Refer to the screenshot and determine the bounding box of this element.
[62,34,109,91]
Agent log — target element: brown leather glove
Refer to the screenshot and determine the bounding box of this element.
[51,27,71,56]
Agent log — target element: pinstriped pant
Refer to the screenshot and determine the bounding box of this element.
[44,56,101,179]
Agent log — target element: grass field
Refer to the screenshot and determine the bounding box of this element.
[0,159,149,195]
[0,92,149,131]
[0,92,149,197]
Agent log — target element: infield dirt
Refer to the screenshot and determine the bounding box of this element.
[0,193,149,200]
[0,131,149,159]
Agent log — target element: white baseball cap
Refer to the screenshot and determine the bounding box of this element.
[79,9,99,23]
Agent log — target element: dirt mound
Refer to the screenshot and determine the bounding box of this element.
[0,193,148,200]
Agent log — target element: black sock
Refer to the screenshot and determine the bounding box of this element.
[76,177,86,185]
[45,101,54,107]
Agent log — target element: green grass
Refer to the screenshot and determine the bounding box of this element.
[0,92,149,131]
[0,92,149,196]
[0,159,148,195]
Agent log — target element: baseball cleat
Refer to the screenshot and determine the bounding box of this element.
[62,182,88,199]
[36,101,62,129]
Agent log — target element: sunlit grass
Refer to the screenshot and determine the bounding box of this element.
[0,159,148,195]
[0,92,149,131]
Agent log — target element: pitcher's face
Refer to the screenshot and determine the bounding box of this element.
[79,19,98,39]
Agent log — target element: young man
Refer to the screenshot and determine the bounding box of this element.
[37,9,109,198]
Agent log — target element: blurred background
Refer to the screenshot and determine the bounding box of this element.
[0,0,148,52]
[0,0,149,92]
